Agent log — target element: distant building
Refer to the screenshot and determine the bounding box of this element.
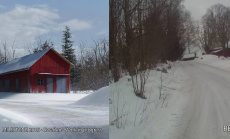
[0,48,74,93]
[210,47,223,55]
[211,47,230,57]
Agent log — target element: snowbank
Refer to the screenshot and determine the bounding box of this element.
[0,108,33,125]
[110,62,189,139]
[72,86,109,107]
[0,92,89,105]
[70,90,93,94]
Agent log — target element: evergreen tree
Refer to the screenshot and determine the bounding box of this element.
[61,26,81,90]
[33,40,53,53]
[33,47,39,53]
[62,26,76,64]
[41,40,53,50]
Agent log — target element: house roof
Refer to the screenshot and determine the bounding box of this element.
[211,49,223,54]
[211,47,222,51]
[0,48,74,75]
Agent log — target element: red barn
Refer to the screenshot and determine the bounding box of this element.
[0,48,74,93]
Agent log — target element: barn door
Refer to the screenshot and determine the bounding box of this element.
[0,80,2,92]
[47,77,53,93]
[56,78,67,93]
[15,79,19,92]
[4,79,9,92]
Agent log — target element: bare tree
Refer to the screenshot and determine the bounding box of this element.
[110,0,123,82]
[195,22,207,53]
[201,4,230,54]
[10,40,16,60]
[110,0,189,98]
[25,43,36,54]
[1,41,8,63]
[77,38,109,90]
[131,66,150,99]
[183,11,196,54]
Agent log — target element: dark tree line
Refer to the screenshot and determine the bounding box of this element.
[110,0,195,98]
[110,0,192,82]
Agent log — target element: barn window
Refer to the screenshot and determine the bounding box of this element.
[38,79,44,86]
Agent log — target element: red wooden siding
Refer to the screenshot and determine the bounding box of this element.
[0,70,30,92]
[0,49,71,93]
[30,50,70,93]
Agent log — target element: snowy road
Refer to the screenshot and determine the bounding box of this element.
[174,61,230,139]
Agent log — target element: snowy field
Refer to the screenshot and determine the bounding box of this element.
[0,87,109,139]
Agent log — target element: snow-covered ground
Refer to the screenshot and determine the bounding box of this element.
[0,87,109,139]
[171,61,230,139]
[73,87,109,107]
[196,54,230,70]
[110,50,230,139]
[110,62,189,139]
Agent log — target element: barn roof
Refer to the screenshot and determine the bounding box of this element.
[0,48,74,75]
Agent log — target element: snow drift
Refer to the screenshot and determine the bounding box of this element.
[0,92,88,105]
[0,108,33,125]
[72,86,109,107]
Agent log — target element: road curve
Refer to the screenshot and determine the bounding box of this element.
[173,61,230,139]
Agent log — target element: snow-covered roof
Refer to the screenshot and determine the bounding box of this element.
[212,47,222,51]
[211,49,223,54]
[183,53,195,59]
[0,48,74,75]
[0,49,50,75]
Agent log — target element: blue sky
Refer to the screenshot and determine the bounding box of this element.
[0,0,108,58]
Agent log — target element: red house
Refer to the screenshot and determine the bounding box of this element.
[0,48,74,93]
[211,47,230,57]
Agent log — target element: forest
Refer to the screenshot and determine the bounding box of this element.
[110,0,230,98]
